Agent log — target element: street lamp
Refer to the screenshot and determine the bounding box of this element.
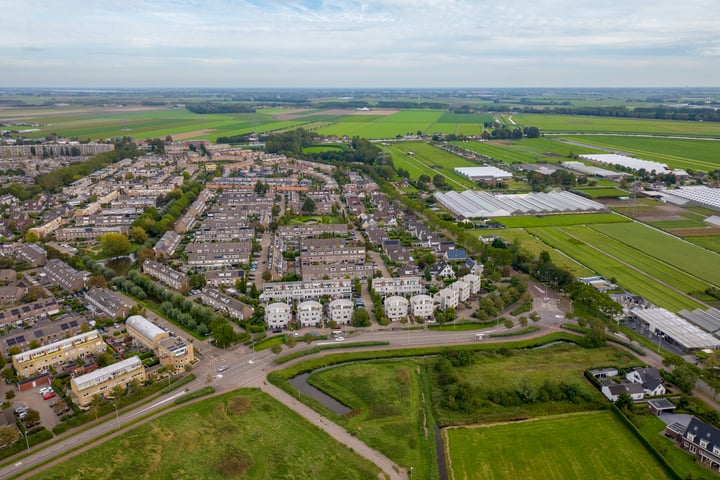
[113,402,120,428]
[22,428,29,452]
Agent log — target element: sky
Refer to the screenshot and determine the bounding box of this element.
[2,0,720,88]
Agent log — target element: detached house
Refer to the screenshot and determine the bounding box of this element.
[625,367,666,396]
[601,383,645,402]
[680,417,720,472]
[431,261,455,279]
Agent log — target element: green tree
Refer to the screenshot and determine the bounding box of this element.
[352,308,371,327]
[100,233,130,257]
[0,425,20,447]
[129,226,148,244]
[673,364,698,393]
[301,196,316,215]
[210,319,238,348]
[614,392,633,412]
[23,408,40,426]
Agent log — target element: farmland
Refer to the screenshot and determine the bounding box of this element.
[457,138,604,164]
[511,113,720,136]
[494,213,628,228]
[555,135,720,171]
[382,142,480,190]
[29,389,380,480]
[528,226,704,311]
[573,187,629,198]
[446,411,673,480]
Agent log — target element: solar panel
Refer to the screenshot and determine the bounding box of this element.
[60,323,69,330]
[6,338,15,346]
[69,320,78,328]
[16,335,25,343]
[34,330,44,338]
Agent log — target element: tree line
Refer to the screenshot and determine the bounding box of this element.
[185,103,256,114]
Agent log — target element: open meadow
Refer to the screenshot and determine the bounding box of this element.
[308,361,438,480]
[555,135,720,171]
[457,138,604,164]
[28,389,381,480]
[511,113,720,136]
[446,411,674,480]
[382,142,479,190]
[494,212,628,228]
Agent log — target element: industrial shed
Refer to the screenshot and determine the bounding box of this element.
[630,307,720,351]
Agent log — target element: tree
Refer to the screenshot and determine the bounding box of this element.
[100,233,130,257]
[0,425,20,448]
[262,271,271,282]
[24,408,40,427]
[432,174,446,189]
[614,392,633,412]
[673,364,698,393]
[129,226,148,244]
[301,196,316,215]
[529,311,541,323]
[96,351,113,368]
[352,308,371,327]
[189,273,206,290]
[210,319,238,348]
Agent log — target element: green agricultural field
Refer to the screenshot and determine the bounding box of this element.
[560,225,710,295]
[573,187,629,198]
[29,389,380,480]
[495,213,628,228]
[446,411,673,480]
[556,135,720,171]
[478,228,592,276]
[591,222,720,287]
[302,144,346,153]
[528,227,703,311]
[686,235,720,254]
[382,142,479,190]
[512,113,720,136]
[433,343,637,426]
[308,361,438,480]
[457,138,604,164]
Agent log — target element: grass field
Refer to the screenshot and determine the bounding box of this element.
[309,361,438,480]
[478,228,592,276]
[512,113,720,136]
[457,138,604,164]
[446,411,673,480]
[382,142,479,190]
[29,389,380,480]
[528,227,703,311]
[494,213,628,228]
[556,135,720,171]
[686,235,720,254]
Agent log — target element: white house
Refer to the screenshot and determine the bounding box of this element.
[265,302,291,329]
[384,295,409,321]
[327,298,354,325]
[431,261,455,279]
[626,367,666,396]
[296,300,323,327]
[601,383,645,402]
[410,294,434,319]
[435,287,459,310]
[450,280,471,302]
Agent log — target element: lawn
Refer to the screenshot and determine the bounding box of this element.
[528,226,703,311]
[308,361,438,480]
[495,212,628,228]
[446,411,674,480]
[512,113,720,136]
[30,389,380,480]
[556,135,720,171]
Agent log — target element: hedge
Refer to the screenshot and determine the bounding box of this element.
[174,386,215,405]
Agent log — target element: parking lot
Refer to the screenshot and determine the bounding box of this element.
[2,381,65,429]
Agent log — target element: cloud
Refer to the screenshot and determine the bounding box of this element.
[1,0,719,86]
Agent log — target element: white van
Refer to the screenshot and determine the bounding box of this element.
[474,333,486,341]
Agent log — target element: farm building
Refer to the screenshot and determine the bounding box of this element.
[578,154,670,174]
[661,187,720,213]
[677,307,720,336]
[455,166,513,182]
[704,216,720,228]
[561,161,627,180]
[434,190,606,218]
[629,307,720,351]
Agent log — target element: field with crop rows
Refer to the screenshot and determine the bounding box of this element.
[382,142,479,190]
[495,213,628,228]
[556,135,720,171]
[573,187,629,198]
[446,411,673,480]
[512,113,720,136]
[458,138,604,164]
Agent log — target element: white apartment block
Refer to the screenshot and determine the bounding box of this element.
[461,274,481,295]
[327,299,354,325]
[410,294,435,319]
[372,276,424,296]
[450,280,471,302]
[384,295,409,321]
[265,303,291,329]
[297,300,323,327]
[435,287,459,310]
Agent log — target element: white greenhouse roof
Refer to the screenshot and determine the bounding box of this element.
[579,154,670,174]
[662,187,720,212]
[455,166,513,180]
[631,307,720,350]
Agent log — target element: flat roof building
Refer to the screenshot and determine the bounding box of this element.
[71,356,146,407]
[12,330,105,378]
[126,314,169,351]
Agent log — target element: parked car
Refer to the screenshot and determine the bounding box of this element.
[39,386,53,395]
[334,336,345,342]
[217,364,229,372]
[43,391,56,400]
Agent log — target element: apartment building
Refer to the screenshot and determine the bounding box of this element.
[435,287,459,310]
[410,294,435,319]
[126,315,169,350]
[371,277,424,297]
[260,280,352,303]
[84,286,132,319]
[327,299,354,325]
[300,238,365,265]
[203,269,245,288]
[265,302,291,329]
[14,244,47,267]
[126,315,194,370]
[12,330,105,378]
[450,280,471,302]
[142,259,189,292]
[384,296,409,321]
[41,259,86,292]
[297,300,323,327]
[301,263,374,281]
[199,288,249,321]
[185,242,251,268]
[153,230,182,258]
[71,356,146,407]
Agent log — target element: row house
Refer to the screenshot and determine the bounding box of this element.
[277,224,348,240]
[142,260,189,292]
[42,259,86,292]
[194,222,255,243]
[84,286,132,319]
[203,269,245,288]
[29,215,63,238]
[71,356,146,407]
[384,296,409,321]
[2,314,86,357]
[55,225,129,242]
[372,277,425,297]
[0,297,60,328]
[260,280,352,303]
[301,263,374,281]
[153,230,182,258]
[13,330,105,378]
[14,244,47,267]
[199,288,250,321]
[435,287,459,310]
[300,238,366,265]
[0,286,24,305]
[185,242,251,268]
